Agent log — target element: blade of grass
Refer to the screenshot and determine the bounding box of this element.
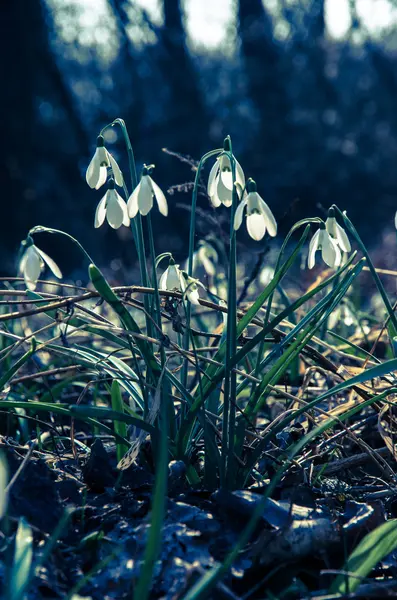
[329,519,397,594]
[110,380,129,463]
[8,518,33,600]
[133,367,169,600]
[0,339,36,392]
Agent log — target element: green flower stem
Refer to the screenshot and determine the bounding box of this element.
[251,218,323,395]
[29,226,96,266]
[187,148,223,279]
[333,204,397,339]
[181,148,222,406]
[223,139,238,489]
[103,118,153,340]
[146,212,176,439]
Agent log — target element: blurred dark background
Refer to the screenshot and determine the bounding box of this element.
[2,0,397,278]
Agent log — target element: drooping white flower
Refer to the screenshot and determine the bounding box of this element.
[308,223,341,269]
[180,271,205,305]
[328,300,356,331]
[159,261,183,292]
[94,178,130,229]
[207,152,245,208]
[190,240,218,277]
[19,241,62,291]
[234,179,277,241]
[259,265,275,287]
[325,208,351,253]
[159,261,204,304]
[86,135,123,190]
[127,166,168,218]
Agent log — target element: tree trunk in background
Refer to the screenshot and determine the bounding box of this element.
[107,0,144,167]
[157,0,207,152]
[0,0,88,274]
[0,0,44,272]
[238,0,288,160]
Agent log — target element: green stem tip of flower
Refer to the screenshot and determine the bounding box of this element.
[327,207,336,219]
[223,136,232,152]
[142,164,155,177]
[23,234,34,249]
[319,221,326,230]
[96,135,105,147]
[246,178,257,194]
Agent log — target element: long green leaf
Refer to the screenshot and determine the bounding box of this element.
[133,368,169,600]
[9,518,33,600]
[0,339,36,392]
[110,380,129,463]
[329,520,397,594]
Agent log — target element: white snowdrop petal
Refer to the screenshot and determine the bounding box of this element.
[19,251,27,274]
[127,185,140,218]
[257,194,277,237]
[322,236,337,268]
[24,247,42,287]
[106,191,125,229]
[95,166,108,190]
[86,155,100,189]
[247,213,266,241]
[159,270,167,290]
[86,148,109,189]
[308,229,320,269]
[108,153,124,187]
[217,177,232,206]
[150,177,168,217]
[234,198,247,230]
[25,278,38,291]
[335,221,351,252]
[207,159,220,196]
[138,176,153,216]
[395,211,397,230]
[166,264,182,290]
[328,308,340,331]
[36,248,62,279]
[115,195,130,227]
[235,160,246,189]
[201,255,215,276]
[187,287,200,305]
[94,194,107,228]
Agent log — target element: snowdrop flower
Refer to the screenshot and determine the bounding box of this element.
[94,178,130,229]
[207,141,245,208]
[325,208,351,253]
[159,260,204,304]
[159,261,182,292]
[86,135,123,190]
[127,165,168,218]
[234,179,277,241]
[180,271,205,305]
[259,265,275,287]
[308,223,341,269]
[328,300,356,331]
[191,240,218,277]
[19,239,62,291]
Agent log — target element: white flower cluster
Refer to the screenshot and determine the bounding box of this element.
[87,137,168,230]
[159,261,205,305]
[18,130,354,295]
[308,209,351,269]
[19,240,62,291]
